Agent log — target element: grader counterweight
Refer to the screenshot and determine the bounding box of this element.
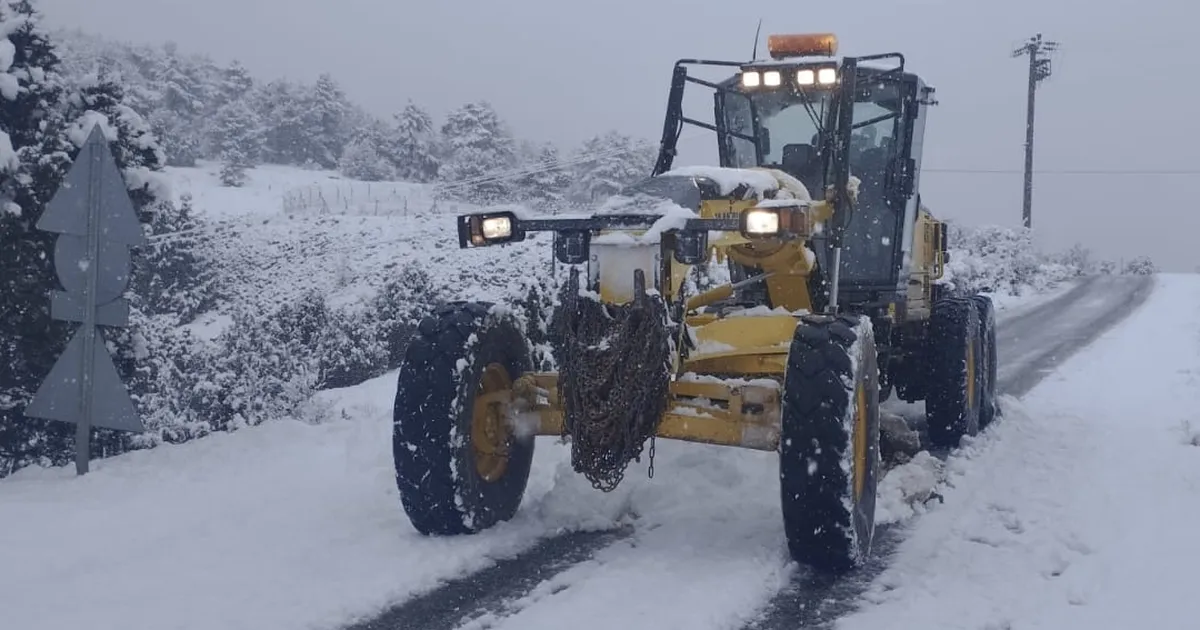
[391,33,998,573]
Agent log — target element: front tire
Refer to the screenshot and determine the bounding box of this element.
[779,314,881,574]
[393,302,535,535]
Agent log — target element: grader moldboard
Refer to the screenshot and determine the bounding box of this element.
[392,33,998,573]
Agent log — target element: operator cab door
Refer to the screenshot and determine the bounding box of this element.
[815,69,922,302]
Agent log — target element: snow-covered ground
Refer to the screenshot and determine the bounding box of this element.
[839,274,1200,630]
[0,279,1106,630]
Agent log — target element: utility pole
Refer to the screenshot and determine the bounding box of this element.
[1012,33,1059,229]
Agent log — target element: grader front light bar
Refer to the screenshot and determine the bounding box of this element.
[456,206,812,264]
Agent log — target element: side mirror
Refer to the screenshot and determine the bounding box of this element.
[672,230,709,264]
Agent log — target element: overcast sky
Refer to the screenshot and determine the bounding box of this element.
[39,0,1197,270]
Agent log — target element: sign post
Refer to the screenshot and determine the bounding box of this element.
[25,124,147,475]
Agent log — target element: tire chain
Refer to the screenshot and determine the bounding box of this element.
[553,266,674,492]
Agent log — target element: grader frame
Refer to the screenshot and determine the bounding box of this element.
[392,32,996,575]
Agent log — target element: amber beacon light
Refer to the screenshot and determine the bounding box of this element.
[766,33,839,59]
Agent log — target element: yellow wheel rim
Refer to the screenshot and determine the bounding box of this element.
[471,363,513,483]
[966,340,976,407]
[853,382,868,501]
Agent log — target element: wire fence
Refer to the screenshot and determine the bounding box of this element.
[280,181,442,217]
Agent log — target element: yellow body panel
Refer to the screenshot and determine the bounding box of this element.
[519,372,782,451]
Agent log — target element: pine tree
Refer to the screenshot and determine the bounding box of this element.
[0,0,74,475]
[219,60,253,106]
[438,101,517,203]
[306,73,348,168]
[149,43,203,166]
[252,79,312,165]
[134,192,219,321]
[215,99,261,186]
[388,101,439,182]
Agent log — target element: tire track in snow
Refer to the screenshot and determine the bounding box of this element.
[744,274,1154,630]
[343,527,631,630]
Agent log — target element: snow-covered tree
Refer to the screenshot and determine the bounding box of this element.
[438,101,518,203]
[214,99,262,186]
[570,131,656,202]
[219,59,253,106]
[515,143,572,211]
[0,0,70,476]
[306,73,348,168]
[134,192,219,322]
[388,101,439,182]
[148,44,205,166]
[339,136,394,181]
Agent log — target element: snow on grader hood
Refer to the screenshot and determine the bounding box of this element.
[394,33,997,577]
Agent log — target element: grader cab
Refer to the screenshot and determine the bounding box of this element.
[392,33,998,573]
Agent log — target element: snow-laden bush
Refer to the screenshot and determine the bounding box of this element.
[940,223,1080,296]
[1123,256,1157,275]
[114,263,445,450]
[339,137,395,182]
[372,262,444,368]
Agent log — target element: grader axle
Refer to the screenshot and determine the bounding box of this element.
[512,371,783,451]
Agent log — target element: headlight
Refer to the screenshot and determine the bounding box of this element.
[817,67,837,84]
[481,216,512,240]
[763,70,782,86]
[458,210,525,248]
[741,71,761,87]
[742,209,781,236]
[796,69,815,85]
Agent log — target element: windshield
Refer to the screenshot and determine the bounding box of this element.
[721,88,833,197]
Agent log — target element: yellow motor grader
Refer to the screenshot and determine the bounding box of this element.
[392,33,998,573]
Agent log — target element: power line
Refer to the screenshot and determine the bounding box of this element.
[926,167,1200,175]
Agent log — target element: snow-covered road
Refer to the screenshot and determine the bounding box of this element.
[1,274,1178,630]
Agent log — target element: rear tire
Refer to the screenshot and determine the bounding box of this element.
[970,295,999,429]
[393,302,535,535]
[925,298,985,448]
[779,314,881,574]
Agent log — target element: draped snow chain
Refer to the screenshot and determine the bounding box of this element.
[552,266,675,492]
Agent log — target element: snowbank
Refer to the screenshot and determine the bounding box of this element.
[840,274,1200,630]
